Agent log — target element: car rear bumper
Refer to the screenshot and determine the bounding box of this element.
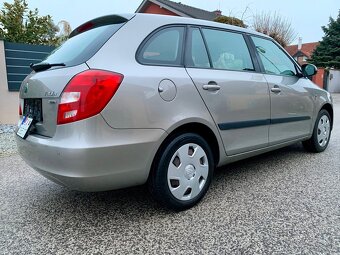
[16,115,165,191]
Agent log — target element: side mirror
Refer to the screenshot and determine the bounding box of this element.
[301,64,317,77]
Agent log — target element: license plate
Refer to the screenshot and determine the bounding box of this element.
[17,116,33,139]
[24,99,43,122]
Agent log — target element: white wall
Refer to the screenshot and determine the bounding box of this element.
[328,69,340,93]
[0,40,19,124]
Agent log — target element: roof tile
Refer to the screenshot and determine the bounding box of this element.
[145,0,218,21]
[285,42,319,58]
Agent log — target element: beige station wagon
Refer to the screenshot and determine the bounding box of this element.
[16,14,333,210]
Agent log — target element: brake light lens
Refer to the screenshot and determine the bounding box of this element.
[76,21,94,34]
[57,70,123,125]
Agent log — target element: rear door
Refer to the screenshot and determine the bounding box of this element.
[185,27,270,155]
[250,36,314,144]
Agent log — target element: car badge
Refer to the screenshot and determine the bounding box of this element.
[24,83,29,93]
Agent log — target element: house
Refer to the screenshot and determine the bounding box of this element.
[136,0,221,21]
[285,38,324,88]
[285,38,319,66]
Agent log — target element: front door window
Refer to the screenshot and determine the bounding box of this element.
[251,36,297,76]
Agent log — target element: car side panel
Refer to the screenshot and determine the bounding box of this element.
[265,75,315,145]
[186,68,270,155]
[86,16,227,165]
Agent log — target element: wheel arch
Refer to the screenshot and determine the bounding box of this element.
[320,103,334,130]
[148,121,222,181]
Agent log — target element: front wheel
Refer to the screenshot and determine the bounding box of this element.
[303,109,331,152]
[149,133,214,211]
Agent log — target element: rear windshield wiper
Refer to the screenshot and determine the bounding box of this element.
[30,62,66,72]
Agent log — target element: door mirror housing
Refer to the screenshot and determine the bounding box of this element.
[301,64,318,77]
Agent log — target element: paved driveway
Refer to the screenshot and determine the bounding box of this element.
[1,95,339,254]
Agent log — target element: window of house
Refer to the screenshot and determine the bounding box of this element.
[138,27,184,66]
[201,28,254,71]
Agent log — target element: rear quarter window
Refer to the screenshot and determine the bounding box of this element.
[137,27,185,66]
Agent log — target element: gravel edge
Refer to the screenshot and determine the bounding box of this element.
[0,124,18,157]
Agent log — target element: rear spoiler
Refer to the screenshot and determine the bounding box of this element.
[70,14,135,38]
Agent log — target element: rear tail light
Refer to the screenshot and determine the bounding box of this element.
[57,70,123,125]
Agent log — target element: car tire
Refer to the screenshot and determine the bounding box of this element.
[149,133,214,211]
[302,109,331,153]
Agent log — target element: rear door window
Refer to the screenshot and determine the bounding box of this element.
[138,27,185,66]
[202,28,254,72]
[186,28,211,68]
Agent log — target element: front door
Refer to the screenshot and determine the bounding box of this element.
[250,36,314,145]
[185,27,270,155]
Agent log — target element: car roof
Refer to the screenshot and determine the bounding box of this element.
[73,13,270,40]
[132,13,269,38]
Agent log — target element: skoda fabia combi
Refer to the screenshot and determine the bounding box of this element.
[16,14,333,210]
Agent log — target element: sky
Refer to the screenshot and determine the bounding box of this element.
[1,0,339,45]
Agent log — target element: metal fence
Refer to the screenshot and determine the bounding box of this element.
[4,42,55,91]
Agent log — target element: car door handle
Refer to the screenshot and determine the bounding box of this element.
[271,85,281,93]
[203,84,220,91]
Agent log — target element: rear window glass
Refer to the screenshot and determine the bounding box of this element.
[202,28,254,72]
[186,28,211,68]
[138,27,185,66]
[43,23,125,66]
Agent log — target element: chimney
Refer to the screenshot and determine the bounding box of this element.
[214,10,222,16]
[298,37,302,50]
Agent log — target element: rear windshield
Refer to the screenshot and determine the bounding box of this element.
[43,23,125,66]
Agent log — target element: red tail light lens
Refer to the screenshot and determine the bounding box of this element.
[57,70,123,125]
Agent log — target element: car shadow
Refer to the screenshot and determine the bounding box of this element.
[27,142,310,222]
[214,142,306,178]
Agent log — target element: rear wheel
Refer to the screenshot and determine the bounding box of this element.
[303,109,331,152]
[149,133,214,211]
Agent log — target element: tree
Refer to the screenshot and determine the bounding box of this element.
[56,20,72,45]
[310,10,340,69]
[214,15,246,28]
[251,12,296,47]
[0,0,59,46]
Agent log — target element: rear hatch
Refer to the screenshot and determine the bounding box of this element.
[19,14,133,137]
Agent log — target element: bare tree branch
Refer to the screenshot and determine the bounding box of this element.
[251,11,297,47]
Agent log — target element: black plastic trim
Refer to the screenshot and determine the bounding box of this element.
[184,26,212,69]
[243,34,262,73]
[218,119,270,130]
[270,116,311,124]
[199,27,213,68]
[218,116,311,130]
